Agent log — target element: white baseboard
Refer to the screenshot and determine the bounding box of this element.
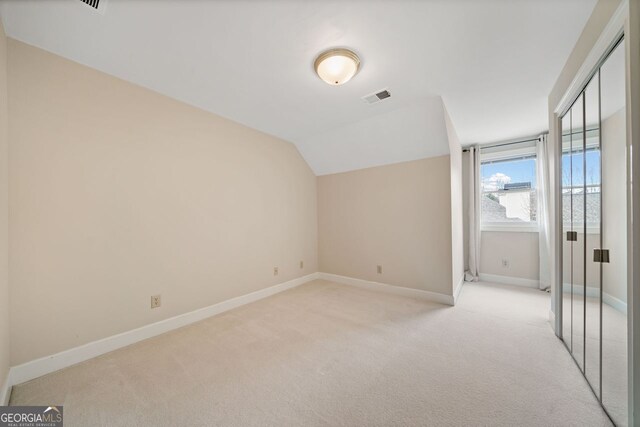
[1,370,10,405]
[453,276,464,305]
[562,282,599,298]
[478,273,540,289]
[603,292,627,314]
[318,272,454,306]
[9,273,319,387]
[562,283,628,314]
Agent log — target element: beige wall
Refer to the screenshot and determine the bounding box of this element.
[480,231,540,281]
[0,22,10,391]
[444,107,464,292]
[7,40,318,365]
[318,156,454,296]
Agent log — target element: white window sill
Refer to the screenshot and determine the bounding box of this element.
[481,225,539,233]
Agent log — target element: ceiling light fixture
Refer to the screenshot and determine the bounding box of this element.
[314,48,360,86]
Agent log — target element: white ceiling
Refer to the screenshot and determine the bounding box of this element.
[298,97,450,175]
[0,0,597,175]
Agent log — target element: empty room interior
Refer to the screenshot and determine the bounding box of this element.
[0,0,639,426]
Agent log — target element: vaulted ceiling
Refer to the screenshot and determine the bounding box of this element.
[0,0,596,175]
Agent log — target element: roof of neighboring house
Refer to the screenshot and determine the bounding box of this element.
[504,182,532,190]
[481,196,525,222]
[562,192,600,224]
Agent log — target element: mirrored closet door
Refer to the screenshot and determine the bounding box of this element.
[560,37,627,426]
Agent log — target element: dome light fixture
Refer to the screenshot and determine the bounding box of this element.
[314,48,361,86]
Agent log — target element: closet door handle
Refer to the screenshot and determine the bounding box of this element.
[593,249,610,263]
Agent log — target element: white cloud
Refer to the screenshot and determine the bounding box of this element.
[482,172,512,191]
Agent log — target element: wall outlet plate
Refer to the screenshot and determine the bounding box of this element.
[151,295,161,309]
[274,267,279,276]
[299,260,304,269]
[377,265,383,274]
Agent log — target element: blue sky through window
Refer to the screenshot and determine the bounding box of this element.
[481,150,601,191]
[561,150,601,186]
[481,158,536,191]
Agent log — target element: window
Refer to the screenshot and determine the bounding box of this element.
[481,146,538,231]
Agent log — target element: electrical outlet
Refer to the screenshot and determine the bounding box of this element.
[502,259,510,268]
[299,260,304,269]
[151,294,161,309]
[377,265,383,274]
[274,267,279,276]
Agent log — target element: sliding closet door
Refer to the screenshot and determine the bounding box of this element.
[559,36,628,426]
[600,39,628,426]
[561,114,572,350]
[583,73,601,396]
[570,94,585,371]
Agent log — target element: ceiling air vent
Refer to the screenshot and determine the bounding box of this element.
[79,0,107,14]
[362,89,391,104]
[80,0,99,9]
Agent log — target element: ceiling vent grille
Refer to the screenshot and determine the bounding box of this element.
[80,0,100,9]
[79,0,107,13]
[362,89,391,104]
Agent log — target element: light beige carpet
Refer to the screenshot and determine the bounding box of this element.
[10,280,612,426]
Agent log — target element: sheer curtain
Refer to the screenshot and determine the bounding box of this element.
[537,134,551,290]
[465,146,481,282]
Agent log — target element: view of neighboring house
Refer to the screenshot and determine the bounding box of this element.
[482,178,601,226]
[482,182,537,223]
